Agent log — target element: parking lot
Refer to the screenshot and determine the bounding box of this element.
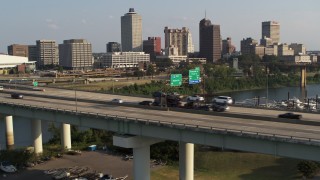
[1,151,133,180]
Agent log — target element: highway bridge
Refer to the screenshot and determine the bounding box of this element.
[0,86,320,180]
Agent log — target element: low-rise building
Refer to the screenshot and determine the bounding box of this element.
[156,55,188,65]
[278,44,294,56]
[101,52,150,68]
[0,54,36,74]
[279,55,311,64]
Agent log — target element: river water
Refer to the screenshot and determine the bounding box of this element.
[1,84,320,149]
[218,84,320,102]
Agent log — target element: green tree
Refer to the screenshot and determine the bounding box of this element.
[297,160,320,178]
[146,64,155,76]
[155,58,173,68]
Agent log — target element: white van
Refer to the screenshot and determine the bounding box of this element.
[0,86,3,91]
[212,96,233,104]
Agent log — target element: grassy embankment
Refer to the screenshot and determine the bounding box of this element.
[151,150,300,180]
[48,78,153,92]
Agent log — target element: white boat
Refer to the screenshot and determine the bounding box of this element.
[54,171,70,179]
[288,97,302,104]
[0,161,17,173]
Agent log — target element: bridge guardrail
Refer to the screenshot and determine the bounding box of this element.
[1,101,320,146]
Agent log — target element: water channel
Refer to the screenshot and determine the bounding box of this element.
[219,84,320,102]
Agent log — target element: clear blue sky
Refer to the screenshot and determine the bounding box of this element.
[1,0,320,53]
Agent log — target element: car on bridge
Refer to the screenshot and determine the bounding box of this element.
[212,96,233,104]
[111,99,123,104]
[187,95,204,102]
[139,100,153,106]
[278,112,302,119]
[11,93,23,99]
[212,102,230,112]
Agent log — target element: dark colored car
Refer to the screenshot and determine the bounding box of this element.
[139,100,153,106]
[212,102,229,112]
[278,112,302,119]
[196,105,213,111]
[11,93,23,99]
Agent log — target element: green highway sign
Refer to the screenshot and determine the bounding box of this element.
[170,74,182,86]
[33,81,38,87]
[189,68,200,84]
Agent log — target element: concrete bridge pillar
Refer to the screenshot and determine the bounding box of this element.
[113,135,162,180]
[300,66,307,88]
[61,123,71,150]
[5,115,14,150]
[179,142,194,180]
[32,119,43,154]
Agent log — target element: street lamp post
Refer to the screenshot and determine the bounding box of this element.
[112,79,118,94]
[73,78,78,113]
[266,67,269,108]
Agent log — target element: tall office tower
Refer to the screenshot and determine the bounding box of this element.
[28,45,38,61]
[199,18,221,62]
[164,27,194,56]
[262,21,280,44]
[7,44,29,57]
[121,8,142,52]
[59,39,93,70]
[222,37,236,56]
[36,40,59,67]
[143,37,161,61]
[107,42,121,53]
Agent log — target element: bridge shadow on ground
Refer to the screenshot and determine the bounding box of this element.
[238,157,301,180]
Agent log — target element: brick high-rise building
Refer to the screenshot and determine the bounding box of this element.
[262,21,280,44]
[143,37,161,61]
[199,18,221,63]
[7,44,29,57]
[59,39,93,70]
[121,8,142,52]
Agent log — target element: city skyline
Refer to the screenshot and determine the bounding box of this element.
[1,0,320,53]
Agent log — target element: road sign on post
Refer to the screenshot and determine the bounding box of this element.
[189,68,200,84]
[170,74,182,86]
[33,81,38,87]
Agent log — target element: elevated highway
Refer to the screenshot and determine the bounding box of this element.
[0,86,320,179]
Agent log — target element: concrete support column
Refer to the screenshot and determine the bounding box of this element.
[113,135,162,180]
[301,66,307,88]
[5,116,14,150]
[61,123,71,150]
[133,146,150,180]
[32,119,43,154]
[179,142,194,180]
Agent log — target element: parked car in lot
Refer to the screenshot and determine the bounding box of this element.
[278,112,302,119]
[187,95,204,102]
[11,93,23,99]
[212,96,233,104]
[139,100,153,106]
[212,102,230,112]
[111,98,123,103]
